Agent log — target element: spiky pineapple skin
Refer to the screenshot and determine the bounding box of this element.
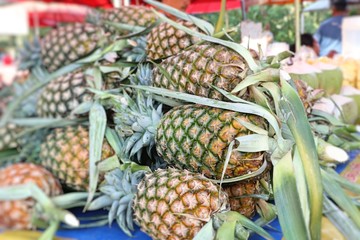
[0,123,22,151]
[101,6,157,34]
[36,70,91,118]
[41,23,100,73]
[152,43,250,101]
[146,20,201,60]
[39,126,114,191]
[223,181,260,218]
[156,104,267,180]
[133,168,228,240]
[0,163,62,229]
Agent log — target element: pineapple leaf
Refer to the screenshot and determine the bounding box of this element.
[250,85,274,112]
[219,140,235,189]
[71,101,94,115]
[193,219,215,240]
[325,168,360,194]
[97,155,121,172]
[86,102,107,209]
[52,192,89,209]
[235,134,270,152]
[279,71,323,239]
[144,0,214,35]
[231,68,280,93]
[215,219,236,240]
[273,150,309,239]
[321,169,360,227]
[293,147,310,230]
[323,196,360,239]
[234,117,268,135]
[262,82,281,116]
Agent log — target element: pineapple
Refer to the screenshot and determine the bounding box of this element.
[113,91,267,180]
[146,19,202,60]
[100,6,157,35]
[152,43,252,101]
[39,125,115,191]
[89,167,228,239]
[0,163,62,229]
[134,168,227,239]
[223,181,261,218]
[156,104,267,179]
[36,70,92,118]
[0,123,21,151]
[41,23,101,73]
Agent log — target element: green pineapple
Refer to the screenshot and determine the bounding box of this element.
[41,23,100,73]
[36,70,91,118]
[100,6,157,34]
[39,125,115,191]
[146,19,202,60]
[112,92,267,180]
[152,43,252,101]
[0,123,21,151]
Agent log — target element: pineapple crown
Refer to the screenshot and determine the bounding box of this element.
[17,37,42,71]
[113,90,162,161]
[121,36,147,62]
[12,68,48,118]
[129,63,152,86]
[88,166,147,236]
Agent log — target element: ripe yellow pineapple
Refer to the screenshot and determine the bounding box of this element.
[89,167,228,239]
[0,163,62,229]
[39,125,115,191]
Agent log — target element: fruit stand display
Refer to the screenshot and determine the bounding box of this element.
[1,1,360,240]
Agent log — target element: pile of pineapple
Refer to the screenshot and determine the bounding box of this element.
[1,1,360,239]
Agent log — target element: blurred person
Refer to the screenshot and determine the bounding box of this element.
[290,33,320,56]
[314,0,348,58]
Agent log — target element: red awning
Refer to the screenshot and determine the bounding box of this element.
[186,0,242,14]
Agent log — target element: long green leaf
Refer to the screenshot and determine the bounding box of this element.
[232,68,279,93]
[293,147,310,229]
[325,168,360,194]
[193,219,215,240]
[273,150,309,239]
[235,134,270,152]
[144,0,214,35]
[279,71,322,240]
[323,195,360,239]
[85,102,107,209]
[322,169,360,227]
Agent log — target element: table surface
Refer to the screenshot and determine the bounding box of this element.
[56,150,360,240]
